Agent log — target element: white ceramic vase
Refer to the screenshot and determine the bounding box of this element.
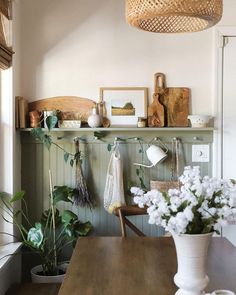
[87,107,101,128]
[173,233,213,295]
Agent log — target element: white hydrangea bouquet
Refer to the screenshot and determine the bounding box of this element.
[131,166,236,235]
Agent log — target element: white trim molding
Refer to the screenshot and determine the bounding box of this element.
[213,26,236,178]
[214,26,236,246]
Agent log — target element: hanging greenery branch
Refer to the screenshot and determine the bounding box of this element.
[30,115,79,167]
[30,115,94,208]
[136,139,148,191]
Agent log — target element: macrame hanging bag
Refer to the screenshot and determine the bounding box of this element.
[104,143,126,213]
[150,138,182,192]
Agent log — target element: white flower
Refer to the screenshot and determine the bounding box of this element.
[183,207,194,222]
[131,166,236,235]
[130,187,144,196]
[133,196,146,208]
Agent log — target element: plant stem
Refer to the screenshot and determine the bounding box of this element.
[49,170,57,273]
[51,142,74,156]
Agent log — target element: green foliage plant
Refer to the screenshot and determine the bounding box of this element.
[0,185,92,276]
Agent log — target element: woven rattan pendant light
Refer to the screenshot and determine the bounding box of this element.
[126,0,223,33]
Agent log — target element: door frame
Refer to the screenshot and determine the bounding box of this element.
[214,27,236,178]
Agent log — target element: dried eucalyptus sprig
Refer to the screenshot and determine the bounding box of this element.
[74,140,93,208]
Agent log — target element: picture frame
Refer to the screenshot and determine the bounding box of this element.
[99,87,148,127]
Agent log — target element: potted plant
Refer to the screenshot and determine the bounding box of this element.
[131,166,236,295]
[0,181,92,283]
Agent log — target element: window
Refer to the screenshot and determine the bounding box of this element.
[0,67,14,244]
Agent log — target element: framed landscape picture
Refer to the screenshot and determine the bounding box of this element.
[99,87,148,126]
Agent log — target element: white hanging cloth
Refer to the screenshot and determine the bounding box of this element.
[104,144,126,213]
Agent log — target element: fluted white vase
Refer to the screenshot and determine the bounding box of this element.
[173,233,213,295]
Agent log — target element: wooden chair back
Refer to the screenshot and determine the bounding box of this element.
[113,205,147,237]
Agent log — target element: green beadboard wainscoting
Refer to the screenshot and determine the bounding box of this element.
[21,128,213,237]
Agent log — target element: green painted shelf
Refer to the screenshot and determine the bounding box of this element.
[20,127,214,132]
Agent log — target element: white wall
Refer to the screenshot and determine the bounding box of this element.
[18,0,236,113]
[18,0,216,115]
[220,0,236,25]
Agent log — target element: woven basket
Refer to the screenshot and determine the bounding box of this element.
[126,0,223,33]
[150,180,180,192]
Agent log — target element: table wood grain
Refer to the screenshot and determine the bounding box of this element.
[58,237,236,295]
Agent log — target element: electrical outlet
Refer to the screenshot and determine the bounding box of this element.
[192,145,209,162]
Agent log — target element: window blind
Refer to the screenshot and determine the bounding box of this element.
[0,0,13,70]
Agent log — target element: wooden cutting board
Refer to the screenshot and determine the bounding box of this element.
[161,87,190,127]
[153,73,190,127]
[29,96,96,122]
[148,73,165,127]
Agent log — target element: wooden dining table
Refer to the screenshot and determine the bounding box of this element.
[58,237,236,295]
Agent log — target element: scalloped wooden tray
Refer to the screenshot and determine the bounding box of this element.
[28,96,96,121]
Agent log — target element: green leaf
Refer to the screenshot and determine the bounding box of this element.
[70,159,74,167]
[41,208,61,226]
[215,229,220,235]
[178,200,189,212]
[45,115,58,130]
[53,186,73,204]
[94,131,106,139]
[10,191,25,203]
[139,177,147,191]
[139,149,143,153]
[64,153,69,163]
[136,169,140,176]
[107,144,112,152]
[13,210,21,218]
[162,192,170,203]
[30,127,52,149]
[74,221,92,236]
[230,179,236,185]
[65,227,73,238]
[30,127,45,141]
[0,192,7,199]
[61,210,78,225]
[27,223,44,249]
[43,134,52,150]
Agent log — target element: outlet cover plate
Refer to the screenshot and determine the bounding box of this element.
[192,145,210,162]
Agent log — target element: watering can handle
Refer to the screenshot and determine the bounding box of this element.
[133,162,154,168]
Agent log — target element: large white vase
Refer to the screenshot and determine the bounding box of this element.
[173,233,213,295]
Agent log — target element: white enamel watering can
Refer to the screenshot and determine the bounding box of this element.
[134,139,168,168]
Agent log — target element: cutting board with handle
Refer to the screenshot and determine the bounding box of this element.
[29,96,96,122]
[158,74,190,127]
[148,73,165,127]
